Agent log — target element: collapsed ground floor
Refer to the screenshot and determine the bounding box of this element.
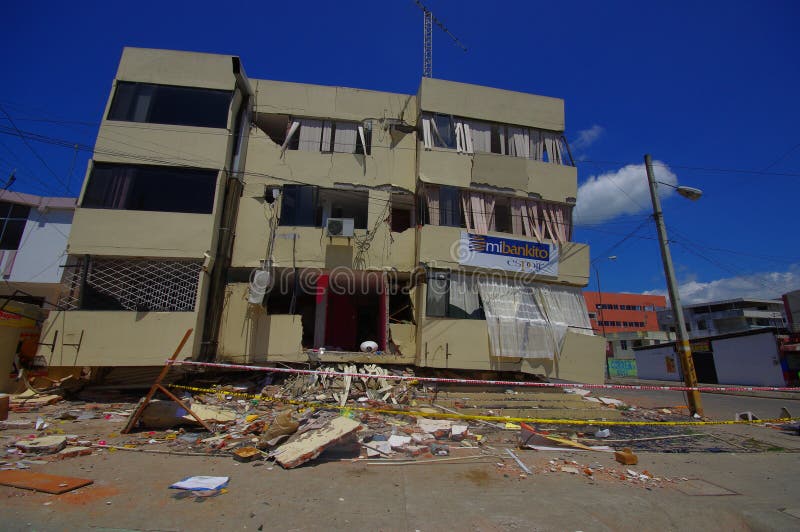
[26,265,607,390]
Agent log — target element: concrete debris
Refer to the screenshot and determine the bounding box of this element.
[273,416,361,469]
[15,435,67,454]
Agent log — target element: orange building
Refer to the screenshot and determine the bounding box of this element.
[582,292,666,335]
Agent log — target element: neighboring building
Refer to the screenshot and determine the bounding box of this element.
[0,190,76,391]
[36,47,605,383]
[657,298,786,338]
[634,329,789,386]
[783,289,800,333]
[583,292,669,362]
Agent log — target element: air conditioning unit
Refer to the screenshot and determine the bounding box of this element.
[326,218,354,237]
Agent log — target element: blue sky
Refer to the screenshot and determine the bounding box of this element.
[2,1,799,303]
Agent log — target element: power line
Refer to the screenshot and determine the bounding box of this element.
[0,105,72,194]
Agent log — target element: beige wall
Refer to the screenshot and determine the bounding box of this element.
[68,207,217,258]
[37,310,200,366]
[416,315,605,383]
[232,187,416,271]
[419,150,578,201]
[116,47,237,91]
[418,225,590,287]
[253,80,416,125]
[418,78,565,131]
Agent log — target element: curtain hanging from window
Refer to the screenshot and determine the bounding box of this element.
[424,186,440,226]
[529,129,544,161]
[449,273,482,319]
[321,121,333,152]
[422,118,433,149]
[281,121,300,154]
[297,119,323,151]
[508,127,530,158]
[542,131,563,164]
[477,278,592,359]
[468,121,491,153]
[332,122,357,153]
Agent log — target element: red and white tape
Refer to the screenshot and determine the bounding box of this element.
[168,359,800,394]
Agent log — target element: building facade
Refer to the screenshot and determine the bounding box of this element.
[0,190,76,391]
[36,48,605,383]
[657,298,786,338]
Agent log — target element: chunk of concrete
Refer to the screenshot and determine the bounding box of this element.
[274,416,361,469]
[16,436,67,454]
[56,446,92,460]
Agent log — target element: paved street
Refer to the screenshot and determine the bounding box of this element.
[1,388,799,531]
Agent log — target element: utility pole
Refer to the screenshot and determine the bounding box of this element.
[644,154,704,416]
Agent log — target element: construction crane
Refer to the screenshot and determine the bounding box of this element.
[413,0,467,78]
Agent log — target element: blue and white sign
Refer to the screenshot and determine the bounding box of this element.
[457,232,559,276]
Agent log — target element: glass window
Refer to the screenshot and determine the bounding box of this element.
[439,186,462,227]
[0,201,29,250]
[432,114,456,149]
[279,185,318,227]
[426,272,449,317]
[108,81,232,128]
[82,163,217,214]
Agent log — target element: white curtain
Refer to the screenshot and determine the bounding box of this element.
[449,273,481,319]
[542,131,563,164]
[333,122,357,153]
[477,278,593,359]
[510,198,525,236]
[357,125,367,154]
[529,129,544,161]
[321,121,333,151]
[526,200,545,241]
[281,120,300,154]
[508,127,530,158]
[454,121,474,154]
[463,191,494,235]
[468,120,492,153]
[425,187,440,226]
[298,119,323,151]
[422,117,433,149]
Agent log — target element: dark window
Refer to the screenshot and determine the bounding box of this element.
[279,186,368,229]
[494,200,511,233]
[0,201,30,250]
[432,114,456,149]
[439,186,462,227]
[83,163,217,214]
[279,185,318,226]
[108,81,232,128]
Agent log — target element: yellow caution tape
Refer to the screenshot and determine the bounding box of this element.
[166,383,800,427]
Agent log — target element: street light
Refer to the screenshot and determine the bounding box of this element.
[644,154,704,416]
[592,255,617,337]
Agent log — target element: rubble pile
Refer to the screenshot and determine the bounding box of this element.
[0,364,774,493]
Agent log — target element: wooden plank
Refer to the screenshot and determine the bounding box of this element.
[0,471,93,494]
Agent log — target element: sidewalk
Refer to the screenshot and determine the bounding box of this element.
[606,377,800,401]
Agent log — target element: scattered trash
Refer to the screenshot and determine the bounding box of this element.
[595,429,611,438]
[170,476,230,491]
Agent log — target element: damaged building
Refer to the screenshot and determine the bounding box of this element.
[36,47,605,384]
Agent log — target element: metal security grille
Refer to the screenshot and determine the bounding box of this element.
[58,257,202,312]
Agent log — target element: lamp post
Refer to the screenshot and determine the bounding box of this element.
[592,255,617,337]
[644,154,704,416]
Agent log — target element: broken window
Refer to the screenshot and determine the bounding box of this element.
[264,271,317,348]
[281,118,371,155]
[108,81,232,128]
[420,112,574,165]
[58,257,202,312]
[425,271,484,319]
[82,163,218,214]
[279,185,368,229]
[390,192,414,232]
[0,202,30,250]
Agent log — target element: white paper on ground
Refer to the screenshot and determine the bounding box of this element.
[170,476,230,491]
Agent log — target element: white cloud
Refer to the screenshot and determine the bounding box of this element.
[574,161,678,225]
[643,266,800,305]
[572,125,604,152]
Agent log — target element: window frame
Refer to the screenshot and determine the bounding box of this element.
[0,202,30,251]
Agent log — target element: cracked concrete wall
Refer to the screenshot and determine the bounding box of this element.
[418,77,564,131]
